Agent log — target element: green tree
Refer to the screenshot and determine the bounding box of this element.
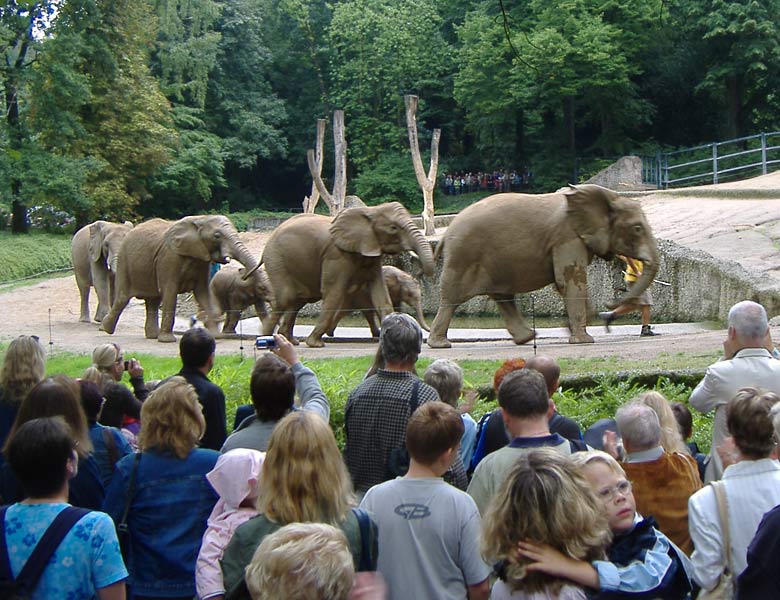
[328,0,453,172]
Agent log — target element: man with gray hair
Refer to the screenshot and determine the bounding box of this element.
[617,402,701,554]
[345,313,467,494]
[690,300,780,482]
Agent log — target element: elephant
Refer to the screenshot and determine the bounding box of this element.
[427,184,658,348]
[260,202,435,348]
[327,265,431,337]
[101,215,260,342]
[71,220,133,323]
[209,265,273,334]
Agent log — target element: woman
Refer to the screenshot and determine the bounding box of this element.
[221,410,378,600]
[482,448,610,599]
[82,343,148,440]
[2,416,127,599]
[689,388,780,595]
[1,375,104,509]
[634,391,690,455]
[0,334,46,448]
[102,376,219,600]
[79,379,134,487]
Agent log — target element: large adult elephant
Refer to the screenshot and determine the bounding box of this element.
[101,215,259,342]
[71,220,133,323]
[261,202,434,348]
[427,184,659,348]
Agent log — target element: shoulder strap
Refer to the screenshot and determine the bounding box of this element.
[102,427,120,472]
[118,452,141,533]
[350,507,374,572]
[409,379,421,415]
[2,506,89,593]
[711,481,732,574]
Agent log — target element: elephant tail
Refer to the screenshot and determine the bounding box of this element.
[433,236,445,262]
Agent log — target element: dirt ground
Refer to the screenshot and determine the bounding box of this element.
[4,172,780,362]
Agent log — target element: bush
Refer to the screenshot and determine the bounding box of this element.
[353,151,425,211]
[0,231,73,282]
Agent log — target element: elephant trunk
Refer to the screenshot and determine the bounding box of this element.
[228,235,261,279]
[406,224,435,277]
[607,240,659,310]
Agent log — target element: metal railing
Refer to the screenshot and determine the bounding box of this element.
[642,131,780,188]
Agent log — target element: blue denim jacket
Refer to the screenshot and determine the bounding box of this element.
[102,447,219,598]
[88,422,133,487]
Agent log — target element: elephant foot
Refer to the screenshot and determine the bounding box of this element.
[282,334,300,346]
[157,332,177,343]
[100,318,116,334]
[304,335,325,348]
[80,316,92,324]
[95,310,108,323]
[427,334,452,348]
[221,327,238,335]
[511,331,536,345]
[568,333,595,344]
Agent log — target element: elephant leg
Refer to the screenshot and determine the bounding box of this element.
[253,301,269,326]
[327,309,347,337]
[279,309,300,345]
[144,298,161,340]
[428,302,456,348]
[307,296,348,348]
[193,280,221,336]
[491,293,534,345]
[222,309,240,334]
[553,242,594,344]
[365,310,381,337]
[101,295,130,335]
[78,284,91,323]
[93,268,111,323]
[157,293,177,343]
[414,300,431,332]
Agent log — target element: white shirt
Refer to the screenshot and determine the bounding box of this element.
[689,348,780,481]
[688,458,780,591]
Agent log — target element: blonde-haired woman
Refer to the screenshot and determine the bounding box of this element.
[83,343,147,437]
[482,448,610,599]
[634,391,690,455]
[0,335,46,447]
[102,376,219,600]
[221,410,378,600]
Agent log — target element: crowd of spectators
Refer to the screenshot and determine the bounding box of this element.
[441,168,533,195]
[4,299,780,598]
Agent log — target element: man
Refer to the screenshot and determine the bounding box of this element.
[221,333,329,453]
[344,313,466,494]
[467,369,584,515]
[616,402,701,554]
[176,327,226,451]
[690,300,780,482]
[599,255,659,336]
[360,402,490,600]
[470,355,582,471]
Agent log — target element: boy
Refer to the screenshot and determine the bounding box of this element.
[360,401,491,600]
[517,450,693,598]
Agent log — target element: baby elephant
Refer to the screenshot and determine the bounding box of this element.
[328,265,430,337]
[209,266,273,334]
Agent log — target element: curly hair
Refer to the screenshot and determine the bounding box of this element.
[492,358,526,392]
[256,410,354,525]
[482,448,610,594]
[138,377,205,459]
[0,335,46,407]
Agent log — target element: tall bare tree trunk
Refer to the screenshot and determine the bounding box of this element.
[305,110,349,216]
[303,119,327,213]
[405,95,440,236]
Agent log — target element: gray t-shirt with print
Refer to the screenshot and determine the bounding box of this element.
[360,477,490,600]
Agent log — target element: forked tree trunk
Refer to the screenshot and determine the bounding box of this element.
[405,95,440,236]
[305,111,348,216]
[303,119,327,213]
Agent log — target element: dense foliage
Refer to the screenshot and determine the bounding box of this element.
[2,0,780,231]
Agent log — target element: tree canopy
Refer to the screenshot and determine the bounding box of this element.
[1,0,779,230]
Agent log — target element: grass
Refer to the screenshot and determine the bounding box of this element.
[14,346,717,452]
[0,231,73,283]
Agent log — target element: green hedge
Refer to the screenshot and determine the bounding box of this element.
[0,232,73,283]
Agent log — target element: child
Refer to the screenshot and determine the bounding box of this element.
[482,448,611,599]
[517,450,693,599]
[195,448,265,600]
[360,401,491,600]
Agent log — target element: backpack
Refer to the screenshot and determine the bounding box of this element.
[0,505,90,600]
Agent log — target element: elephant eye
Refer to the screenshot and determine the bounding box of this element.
[633,224,642,233]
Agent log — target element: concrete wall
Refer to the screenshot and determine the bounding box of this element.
[585,156,645,191]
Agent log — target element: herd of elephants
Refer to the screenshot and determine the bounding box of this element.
[71,184,658,348]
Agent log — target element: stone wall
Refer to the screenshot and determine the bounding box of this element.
[584,156,645,191]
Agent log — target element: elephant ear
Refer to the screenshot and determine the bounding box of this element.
[164,217,212,262]
[563,184,615,257]
[330,207,382,256]
[88,222,106,263]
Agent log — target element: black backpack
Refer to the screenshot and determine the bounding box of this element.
[0,505,90,600]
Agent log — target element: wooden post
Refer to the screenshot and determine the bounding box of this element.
[333,110,347,215]
[405,94,440,236]
[303,119,327,213]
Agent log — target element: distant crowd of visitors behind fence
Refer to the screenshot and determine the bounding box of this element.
[441,168,533,195]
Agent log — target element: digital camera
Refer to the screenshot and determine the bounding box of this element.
[255,335,277,349]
